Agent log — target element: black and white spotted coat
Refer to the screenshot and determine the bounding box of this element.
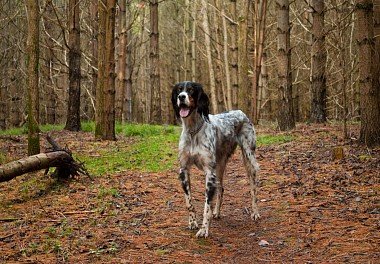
[172,82,260,238]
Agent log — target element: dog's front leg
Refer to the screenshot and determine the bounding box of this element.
[179,168,198,230]
[196,168,216,238]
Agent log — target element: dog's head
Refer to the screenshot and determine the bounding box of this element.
[171,81,210,122]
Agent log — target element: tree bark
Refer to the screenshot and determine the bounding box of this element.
[229,0,238,109]
[214,0,226,112]
[183,0,191,81]
[0,69,6,129]
[95,0,106,139]
[65,0,82,131]
[149,0,162,124]
[26,0,40,155]
[103,0,117,139]
[222,2,232,110]
[42,0,57,125]
[276,0,295,131]
[238,0,250,115]
[0,151,73,183]
[116,0,127,122]
[310,0,327,123]
[200,0,217,114]
[90,1,98,121]
[124,0,133,123]
[356,0,380,147]
[191,0,197,82]
[252,0,267,123]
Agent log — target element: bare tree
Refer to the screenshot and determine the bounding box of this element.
[95,0,106,139]
[103,0,117,139]
[229,0,238,109]
[191,0,197,81]
[65,0,82,131]
[95,0,117,140]
[41,0,57,125]
[310,0,327,123]
[276,0,295,131]
[222,1,232,110]
[356,0,380,147]
[149,0,161,124]
[201,0,217,114]
[0,76,6,129]
[116,0,127,122]
[26,0,40,155]
[238,0,251,115]
[252,0,268,123]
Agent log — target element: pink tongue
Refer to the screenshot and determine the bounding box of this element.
[180,108,190,117]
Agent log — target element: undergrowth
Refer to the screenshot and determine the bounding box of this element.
[76,123,180,175]
[1,122,293,176]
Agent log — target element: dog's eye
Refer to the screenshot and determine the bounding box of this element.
[187,87,194,94]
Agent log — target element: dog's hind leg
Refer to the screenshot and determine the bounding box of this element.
[238,124,260,220]
[179,168,198,230]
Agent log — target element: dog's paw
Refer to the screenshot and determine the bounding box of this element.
[195,227,209,238]
[212,211,221,219]
[188,219,199,230]
[251,211,260,221]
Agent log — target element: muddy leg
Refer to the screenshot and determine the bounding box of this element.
[179,168,198,229]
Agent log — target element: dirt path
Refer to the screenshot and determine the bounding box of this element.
[0,125,379,263]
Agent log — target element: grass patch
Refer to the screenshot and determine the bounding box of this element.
[257,134,293,146]
[0,124,65,136]
[76,124,180,175]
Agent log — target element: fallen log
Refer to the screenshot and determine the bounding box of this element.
[0,134,91,183]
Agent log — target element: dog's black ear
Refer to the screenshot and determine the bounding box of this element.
[197,85,210,122]
[171,85,180,119]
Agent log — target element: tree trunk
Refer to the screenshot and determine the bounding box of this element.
[0,77,6,129]
[95,0,106,139]
[238,0,251,115]
[222,2,233,110]
[229,0,238,109]
[124,0,133,123]
[356,0,380,147]
[149,0,162,124]
[200,0,218,114]
[90,1,98,121]
[183,0,191,80]
[252,0,267,123]
[259,52,271,120]
[214,0,226,112]
[65,0,82,131]
[26,0,40,155]
[375,1,380,109]
[0,151,73,182]
[0,135,90,182]
[103,0,117,140]
[310,0,327,123]
[116,0,127,122]
[42,0,57,125]
[191,0,197,82]
[276,0,295,131]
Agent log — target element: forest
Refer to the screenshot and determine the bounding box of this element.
[0,0,379,263]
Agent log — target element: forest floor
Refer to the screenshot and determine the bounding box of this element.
[0,124,379,263]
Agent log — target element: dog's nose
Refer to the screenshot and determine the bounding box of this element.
[178,94,186,101]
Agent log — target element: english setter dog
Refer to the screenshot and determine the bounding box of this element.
[171,81,260,238]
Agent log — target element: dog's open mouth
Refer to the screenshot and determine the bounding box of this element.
[179,105,191,118]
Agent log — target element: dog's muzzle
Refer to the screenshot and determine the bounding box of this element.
[178,93,191,118]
